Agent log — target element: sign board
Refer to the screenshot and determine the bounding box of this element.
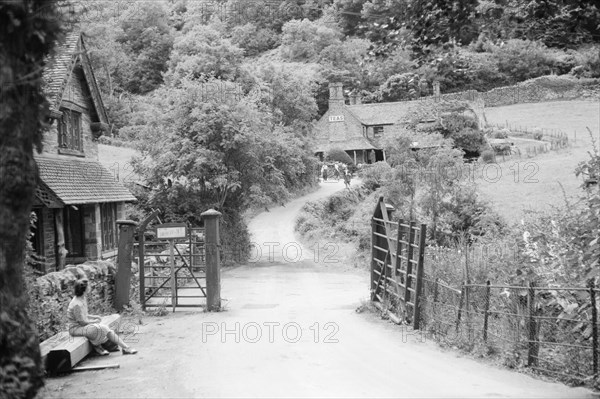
[329,115,344,122]
[156,223,187,239]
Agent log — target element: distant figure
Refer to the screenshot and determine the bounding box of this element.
[343,170,351,189]
[333,163,340,180]
[321,164,328,181]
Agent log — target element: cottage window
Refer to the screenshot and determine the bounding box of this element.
[373,126,384,139]
[101,203,117,251]
[58,109,83,152]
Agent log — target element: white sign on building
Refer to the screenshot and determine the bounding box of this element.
[329,115,344,122]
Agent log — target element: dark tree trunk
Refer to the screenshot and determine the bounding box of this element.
[0,2,62,398]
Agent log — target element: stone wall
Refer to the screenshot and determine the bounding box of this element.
[450,76,600,108]
[26,260,116,341]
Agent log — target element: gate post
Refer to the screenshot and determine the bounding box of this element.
[202,209,222,311]
[114,220,137,311]
[412,223,427,330]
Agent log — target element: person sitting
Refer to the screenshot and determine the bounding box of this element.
[67,279,137,355]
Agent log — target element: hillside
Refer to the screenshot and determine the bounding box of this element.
[479,100,600,222]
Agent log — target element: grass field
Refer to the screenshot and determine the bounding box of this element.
[478,100,600,224]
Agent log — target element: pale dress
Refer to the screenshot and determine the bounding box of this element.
[67,296,110,346]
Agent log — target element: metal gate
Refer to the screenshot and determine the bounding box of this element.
[135,212,207,310]
[371,197,427,329]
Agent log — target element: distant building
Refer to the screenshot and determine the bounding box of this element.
[314,82,484,164]
[32,32,136,271]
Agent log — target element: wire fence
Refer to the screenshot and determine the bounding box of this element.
[420,278,599,384]
[486,122,571,163]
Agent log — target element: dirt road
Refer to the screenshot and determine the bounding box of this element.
[39,180,596,398]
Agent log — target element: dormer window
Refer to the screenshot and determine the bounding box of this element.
[373,125,384,139]
[58,108,83,154]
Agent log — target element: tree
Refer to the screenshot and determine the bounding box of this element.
[333,0,369,37]
[0,1,62,398]
[249,62,319,130]
[132,78,317,260]
[280,18,341,62]
[230,23,279,57]
[115,2,175,94]
[165,23,244,85]
[371,72,422,102]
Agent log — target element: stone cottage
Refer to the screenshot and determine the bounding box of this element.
[31,32,136,271]
[314,82,485,164]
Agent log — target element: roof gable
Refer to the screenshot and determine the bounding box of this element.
[42,32,109,125]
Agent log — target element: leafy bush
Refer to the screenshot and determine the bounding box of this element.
[230,23,279,57]
[371,72,423,102]
[571,46,600,78]
[280,19,341,61]
[481,150,496,163]
[493,39,558,82]
[449,127,486,154]
[492,129,509,139]
[357,162,394,192]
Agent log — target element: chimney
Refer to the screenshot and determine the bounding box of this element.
[329,82,344,109]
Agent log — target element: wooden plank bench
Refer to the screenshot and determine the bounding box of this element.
[40,314,121,374]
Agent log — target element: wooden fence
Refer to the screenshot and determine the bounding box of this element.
[371,197,427,329]
[369,197,599,384]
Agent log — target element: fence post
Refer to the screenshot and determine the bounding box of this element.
[456,281,465,333]
[405,221,416,307]
[483,280,491,342]
[202,209,222,311]
[590,281,598,376]
[114,220,137,311]
[527,281,539,366]
[412,223,427,330]
[137,210,160,311]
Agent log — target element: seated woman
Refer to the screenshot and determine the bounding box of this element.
[67,279,137,355]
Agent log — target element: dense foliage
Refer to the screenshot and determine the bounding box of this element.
[1,1,63,397]
[71,0,598,264]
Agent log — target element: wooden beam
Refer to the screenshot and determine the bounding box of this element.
[43,314,121,374]
[72,364,120,372]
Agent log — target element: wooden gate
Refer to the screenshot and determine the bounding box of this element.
[135,212,207,310]
[371,197,427,329]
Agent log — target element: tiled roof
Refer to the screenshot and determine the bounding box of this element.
[316,137,378,153]
[42,32,81,111]
[35,156,137,205]
[346,101,416,125]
